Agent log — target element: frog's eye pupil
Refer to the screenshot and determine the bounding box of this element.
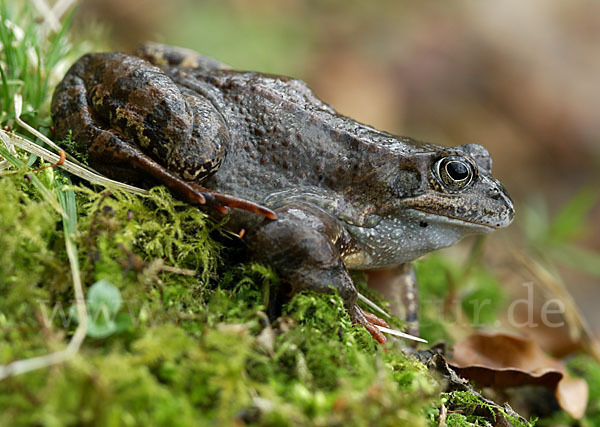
[435,156,474,191]
[446,161,469,181]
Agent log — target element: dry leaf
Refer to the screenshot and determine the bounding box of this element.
[449,332,588,419]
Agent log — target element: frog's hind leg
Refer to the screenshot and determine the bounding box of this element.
[51,53,275,220]
[85,128,276,219]
[135,42,230,71]
[368,264,420,338]
[246,202,390,344]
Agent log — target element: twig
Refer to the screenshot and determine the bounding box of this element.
[356,292,428,342]
[375,325,428,343]
[2,97,148,196]
[159,264,197,276]
[438,403,447,427]
[357,291,391,319]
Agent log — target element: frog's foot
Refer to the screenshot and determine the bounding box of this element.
[187,183,277,219]
[350,305,389,345]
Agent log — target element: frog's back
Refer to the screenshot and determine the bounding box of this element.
[170,67,429,208]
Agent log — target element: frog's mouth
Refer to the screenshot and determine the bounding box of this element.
[399,183,515,230]
[406,207,500,233]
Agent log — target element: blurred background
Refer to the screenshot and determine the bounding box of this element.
[72,0,599,344]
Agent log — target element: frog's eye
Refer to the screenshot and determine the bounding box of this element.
[434,156,474,190]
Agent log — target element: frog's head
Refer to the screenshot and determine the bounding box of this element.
[343,142,516,268]
[346,143,514,267]
[399,143,514,232]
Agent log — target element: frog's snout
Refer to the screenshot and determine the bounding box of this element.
[487,177,515,229]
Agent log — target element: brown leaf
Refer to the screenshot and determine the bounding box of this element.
[449,332,588,419]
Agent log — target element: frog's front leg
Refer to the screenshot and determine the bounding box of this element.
[246,202,390,344]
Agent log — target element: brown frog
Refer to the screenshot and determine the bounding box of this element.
[51,43,514,344]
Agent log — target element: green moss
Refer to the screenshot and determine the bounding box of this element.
[0,173,443,425]
[443,391,533,427]
[0,175,65,361]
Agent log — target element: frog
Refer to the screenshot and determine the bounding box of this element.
[51,43,515,344]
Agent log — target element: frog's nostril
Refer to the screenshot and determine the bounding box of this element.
[488,187,501,200]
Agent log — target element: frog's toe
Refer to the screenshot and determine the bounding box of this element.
[210,192,277,220]
[351,305,389,345]
[358,306,390,328]
[187,183,277,219]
